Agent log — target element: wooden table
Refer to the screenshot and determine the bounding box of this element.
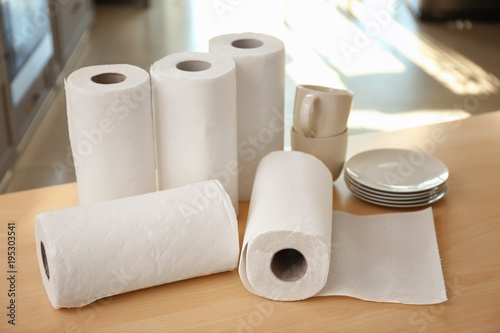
[1,112,499,332]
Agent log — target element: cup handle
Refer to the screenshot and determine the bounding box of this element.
[300,94,317,137]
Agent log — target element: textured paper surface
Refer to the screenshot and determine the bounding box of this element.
[240,151,447,304]
[209,33,285,201]
[318,209,447,304]
[65,64,156,205]
[35,180,239,309]
[151,52,239,212]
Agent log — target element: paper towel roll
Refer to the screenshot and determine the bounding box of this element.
[65,64,156,205]
[240,151,447,304]
[209,33,285,201]
[240,151,333,301]
[35,180,239,309]
[151,52,239,212]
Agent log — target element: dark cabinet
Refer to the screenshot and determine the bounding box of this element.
[0,61,14,181]
[51,0,94,67]
[8,60,54,144]
[1,0,56,145]
[408,0,500,19]
[0,0,94,184]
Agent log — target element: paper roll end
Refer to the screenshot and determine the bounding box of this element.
[151,52,235,80]
[66,64,149,92]
[244,230,330,301]
[35,216,60,309]
[209,33,284,56]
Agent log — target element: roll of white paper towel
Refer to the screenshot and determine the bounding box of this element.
[65,64,156,205]
[35,180,239,309]
[151,52,239,212]
[209,33,285,201]
[240,151,447,304]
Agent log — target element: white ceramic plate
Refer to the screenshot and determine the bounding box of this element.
[346,181,447,208]
[344,173,447,199]
[345,149,449,193]
[346,179,447,204]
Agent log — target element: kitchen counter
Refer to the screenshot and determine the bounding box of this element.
[1,111,499,332]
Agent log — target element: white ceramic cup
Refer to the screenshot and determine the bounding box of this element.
[293,85,353,138]
[291,128,348,181]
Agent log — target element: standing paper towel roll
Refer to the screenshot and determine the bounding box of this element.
[35,180,239,309]
[209,33,285,201]
[240,151,447,304]
[65,64,156,205]
[151,52,239,212]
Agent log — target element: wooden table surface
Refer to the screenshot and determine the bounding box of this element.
[1,112,500,332]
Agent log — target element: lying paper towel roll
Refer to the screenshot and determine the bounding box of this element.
[240,151,447,304]
[65,64,156,205]
[35,180,239,309]
[240,151,333,301]
[209,33,285,201]
[151,52,238,212]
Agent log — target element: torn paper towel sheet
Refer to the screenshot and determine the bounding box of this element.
[65,64,156,205]
[240,151,447,304]
[209,33,285,201]
[35,180,239,309]
[151,52,239,212]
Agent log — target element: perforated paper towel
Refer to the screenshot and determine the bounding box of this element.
[65,64,156,205]
[35,180,239,309]
[240,151,447,304]
[151,52,239,212]
[209,33,285,201]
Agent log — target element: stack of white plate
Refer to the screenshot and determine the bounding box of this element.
[344,149,449,208]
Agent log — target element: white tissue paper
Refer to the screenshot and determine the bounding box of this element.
[151,52,239,212]
[65,64,156,205]
[240,151,447,304]
[35,180,239,309]
[209,33,285,201]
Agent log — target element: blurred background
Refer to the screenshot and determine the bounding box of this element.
[0,0,499,193]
